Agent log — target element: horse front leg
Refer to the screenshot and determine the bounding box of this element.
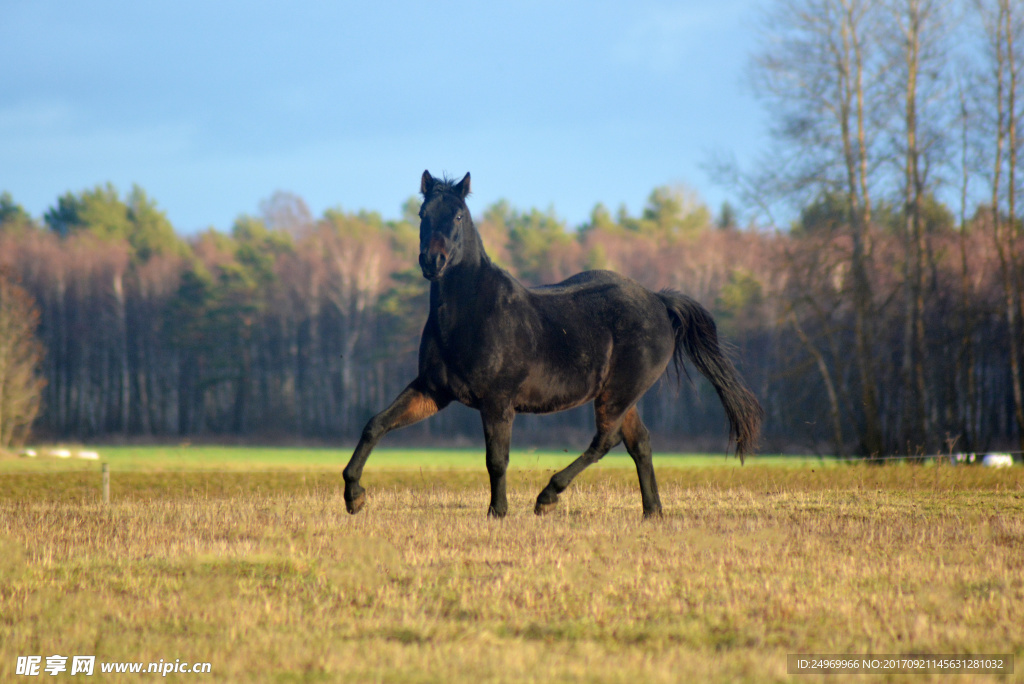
[343,380,447,514]
[481,403,515,518]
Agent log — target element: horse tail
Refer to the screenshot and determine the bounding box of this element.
[657,290,764,463]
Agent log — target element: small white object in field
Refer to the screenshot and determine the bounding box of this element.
[50,448,72,458]
[982,453,1014,468]
[20,449,37,458]
[76,451,100,460]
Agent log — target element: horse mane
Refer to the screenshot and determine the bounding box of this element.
[424,174,472,198]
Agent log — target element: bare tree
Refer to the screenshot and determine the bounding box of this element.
[318,212,396,434]
[883,0,954,451]
[750,0,885,454]
[977,0,1024,454]
[260,191,314,237]
[955,75,981,449]
[0,270,45,450]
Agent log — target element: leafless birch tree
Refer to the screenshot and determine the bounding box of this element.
[750,0,885,454]
[977,0,1024,454]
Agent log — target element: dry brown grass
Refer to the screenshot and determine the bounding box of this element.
[1,465,1022,682]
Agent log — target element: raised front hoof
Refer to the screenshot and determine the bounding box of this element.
[535,488,559,516]
[534,492,559,516]
[345,490,366,515]
[534,501,558,516]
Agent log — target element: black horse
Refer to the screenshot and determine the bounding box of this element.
[343,171,763,518]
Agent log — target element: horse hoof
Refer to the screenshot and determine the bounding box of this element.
[487,506,507,519]
[534,501,558,516]
[346,491,366,515]
[642,508,664,520]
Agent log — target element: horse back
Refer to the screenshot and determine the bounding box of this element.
[513,270,676,412]
[529,270,672,335]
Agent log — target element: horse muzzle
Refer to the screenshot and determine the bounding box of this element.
[419,251,448,280]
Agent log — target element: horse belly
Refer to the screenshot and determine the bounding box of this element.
[512,367,597,414]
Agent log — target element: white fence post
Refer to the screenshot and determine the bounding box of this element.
[102,463,109,505]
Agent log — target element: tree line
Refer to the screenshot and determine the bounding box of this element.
[0,172,1019,456]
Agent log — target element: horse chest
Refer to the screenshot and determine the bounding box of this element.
[429,317,522,401]
[436,326,497,380]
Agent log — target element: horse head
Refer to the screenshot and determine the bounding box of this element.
[418,170,472,281]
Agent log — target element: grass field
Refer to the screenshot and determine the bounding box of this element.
[1,446,1022,682]
[0,445,775,472]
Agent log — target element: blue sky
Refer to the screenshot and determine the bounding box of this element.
[2,0,764,233]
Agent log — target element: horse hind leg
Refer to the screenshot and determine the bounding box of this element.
[621,406,662,518]
[535,428,622,515]
[534,401,627,515]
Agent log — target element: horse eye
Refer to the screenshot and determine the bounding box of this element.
[455,213,462,222]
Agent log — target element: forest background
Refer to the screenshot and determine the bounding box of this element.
[2,0,1024,459]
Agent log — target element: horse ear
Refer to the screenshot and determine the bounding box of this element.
[420,170,435,197]
[455,172,471,200]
